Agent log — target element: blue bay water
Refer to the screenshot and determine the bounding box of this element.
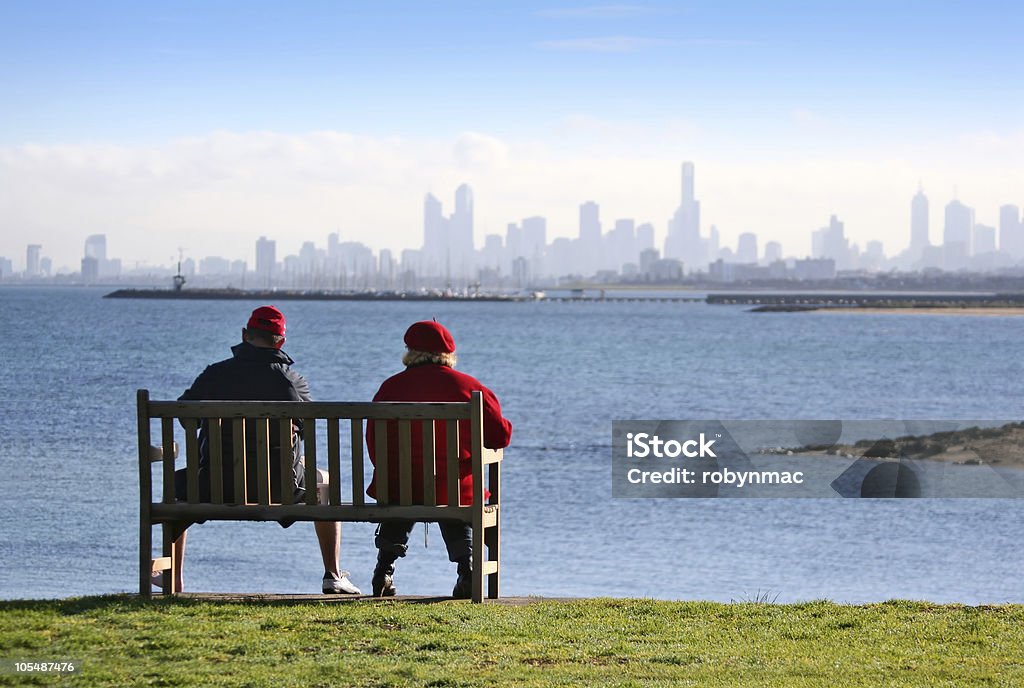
[1,286,1022,603]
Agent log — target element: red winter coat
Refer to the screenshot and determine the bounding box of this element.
[366,363,512,506]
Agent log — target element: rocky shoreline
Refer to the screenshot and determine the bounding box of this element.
[766,422,1024,468]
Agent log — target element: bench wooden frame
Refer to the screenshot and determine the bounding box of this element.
[137,389,502,602]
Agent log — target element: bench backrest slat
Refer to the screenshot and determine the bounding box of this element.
[255,418,270,505]
[350,419,364,506]
[422,420,436,506]
[208,419,224,504]
[161,418,176,504]
[446,420,460,507]
[302,419,318,506]
[327,418,342,505]
[278,418,293,506]
[374,419,389,505]
[398,420,413,506]
[183,418,201,504]
[146,400,473,420]
[232,418,246,504]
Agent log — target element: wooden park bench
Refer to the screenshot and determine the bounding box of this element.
[137,389,503,602]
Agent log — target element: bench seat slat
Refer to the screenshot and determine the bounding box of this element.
[151,503,473,522]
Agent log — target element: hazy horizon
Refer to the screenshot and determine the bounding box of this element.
[2,1,1022,270]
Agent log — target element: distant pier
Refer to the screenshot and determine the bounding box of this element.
[103,287,1024,309]
[706,292,1024,310]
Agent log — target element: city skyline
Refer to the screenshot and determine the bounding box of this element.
[6,162,1024,286]
[1,2,1022,269]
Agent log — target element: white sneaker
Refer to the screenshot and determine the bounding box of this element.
[322,571,361,594]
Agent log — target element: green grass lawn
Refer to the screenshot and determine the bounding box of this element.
[1,596,1021,687]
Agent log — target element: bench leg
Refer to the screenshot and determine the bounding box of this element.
[472,519,484,603]
[485,517,500,599]
[140,515,152,598]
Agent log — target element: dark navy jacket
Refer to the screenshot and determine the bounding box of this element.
[177,341,310,504]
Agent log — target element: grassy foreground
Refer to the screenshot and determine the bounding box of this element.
[1,596,1022,687]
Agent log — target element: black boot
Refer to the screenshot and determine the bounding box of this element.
[452,558,472,599]
[372,553,397,597]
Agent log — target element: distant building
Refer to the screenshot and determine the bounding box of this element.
[811,215,850,269]
[736,232,758,264]
[579,201,602,275]
[648,258,683,282]
[764,241,782,264]
[200,256,232,275]
[255,236,276,287]
[0,257,12,280]
[26,244,42,277]
[973,224,997,255]
[1000,205,1022,259]
[943,199,974,270]
[664,161,703,272]
[793,258,836,281]
[81,256,99,283]
[639,248,660,275]
[910,186,930,255]
[636,223,655,252]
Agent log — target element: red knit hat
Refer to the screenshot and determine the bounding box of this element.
[247,305,286,336]
[404,320,455,353]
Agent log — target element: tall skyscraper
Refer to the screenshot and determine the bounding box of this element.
[521,216,547,277]
[664,161,703,271]
[910,186,930,254]
[84,234,107,262]
[449,184,476,277]
[26,244,41,277]
[579,201,601,276]
[83,234,108,280]
[812,215,850,269]
[636,223,655,252]
[736,233,758,264]
[974,225,997,255]
[943,199,974,269]
[999,204,1022,259]
[255,236,276,287]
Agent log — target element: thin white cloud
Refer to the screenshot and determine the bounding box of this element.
[537,5,664,18]
[536,36,671,52]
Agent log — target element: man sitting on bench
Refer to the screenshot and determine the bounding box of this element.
[161,305,360,595]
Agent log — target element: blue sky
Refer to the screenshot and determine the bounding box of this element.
[1,1,1022,267]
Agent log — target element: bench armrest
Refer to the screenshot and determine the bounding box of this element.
[482,448,503,465]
